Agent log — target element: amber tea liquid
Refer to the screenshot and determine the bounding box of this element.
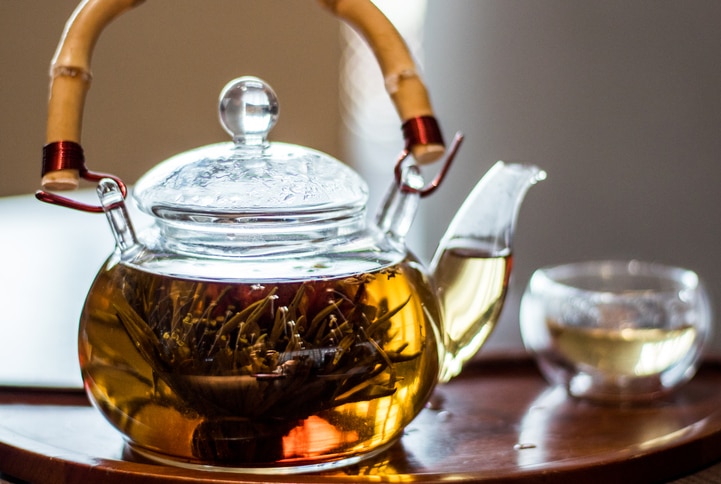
[79,258,440,470]
[433,243,512,381]
[547,320,698,377]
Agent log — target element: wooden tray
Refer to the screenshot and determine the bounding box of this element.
[2,357,721,483]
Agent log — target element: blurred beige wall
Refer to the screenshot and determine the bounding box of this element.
[420,1,721,352]
[0,0,342,197]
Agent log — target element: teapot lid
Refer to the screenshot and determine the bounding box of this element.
[133,77,368,228]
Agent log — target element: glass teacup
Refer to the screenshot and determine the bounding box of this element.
[520,260,712,403]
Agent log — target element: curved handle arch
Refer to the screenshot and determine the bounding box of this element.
[41,0,445,192]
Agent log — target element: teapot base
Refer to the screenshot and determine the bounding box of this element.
[125,436,397,474]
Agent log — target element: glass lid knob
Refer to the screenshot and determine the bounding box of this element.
[219,76,279,146]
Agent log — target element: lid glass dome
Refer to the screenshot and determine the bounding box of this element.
[133,77,368,231]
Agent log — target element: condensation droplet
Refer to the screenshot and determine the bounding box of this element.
[513,442,537,450]
[436,410,452,422]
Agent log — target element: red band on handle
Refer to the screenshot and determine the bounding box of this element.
[37,140,128,213]
[42,141,86,176]
[402,115,445,151]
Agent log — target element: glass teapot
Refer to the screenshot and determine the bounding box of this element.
[37,0,544,474]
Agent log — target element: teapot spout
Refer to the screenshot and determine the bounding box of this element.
[431,161,546,382]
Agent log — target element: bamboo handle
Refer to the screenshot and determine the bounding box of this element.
[317,0,445,164]
[42,0,444,192]
[43,0,144,191]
